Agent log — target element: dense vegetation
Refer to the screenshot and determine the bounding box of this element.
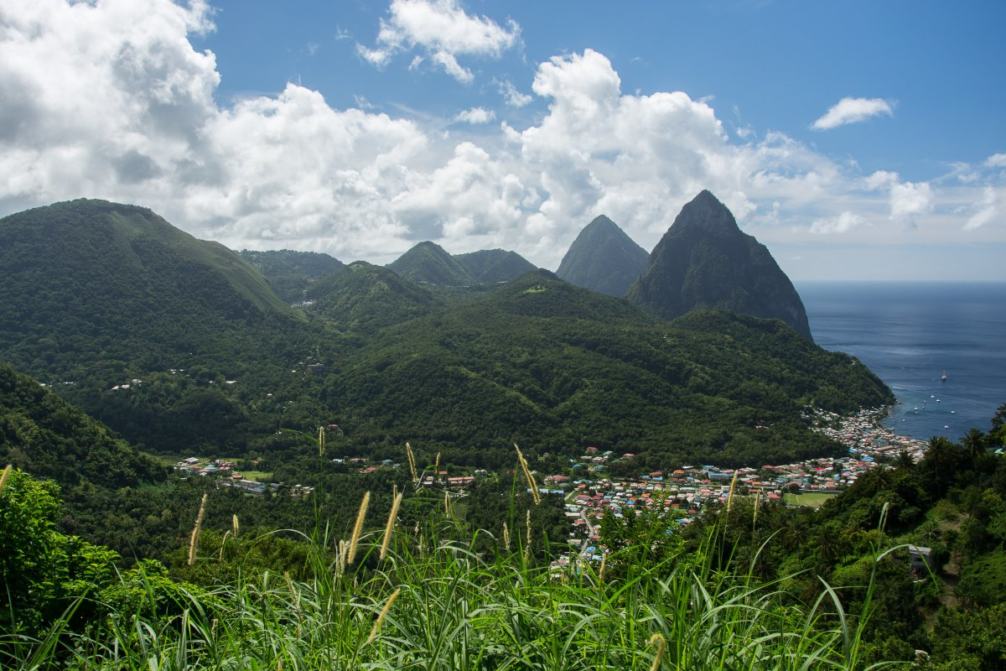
[0,465,900,670]
[628,190,813,340]
[317,272,891,470]
[0,199,890,470]
[238,249,346,303]
[556,214,650,297]
[675,407,1006,670]
[388,241,536,286]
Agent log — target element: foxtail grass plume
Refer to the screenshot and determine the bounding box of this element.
[218,530,231,561]
[502,521,511,551]
[347,491,370,565]
[648,633,666,671]
[379,491,403,561]
[598,552,607,584]
[752,489,761,529]
[513,443,541,505]
[187,492,208,566]
[318,426,326,457]
[434,451,441,481]
[232,513,240,538]
[443,490,451,516]
[367,587,401,644]
[725,471,739,513]
[0,464,12,496]
[405,442,418,484]
[524,509,532,561]
[335,539,349,578]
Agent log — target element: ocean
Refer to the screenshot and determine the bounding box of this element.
[798,282,1006,443]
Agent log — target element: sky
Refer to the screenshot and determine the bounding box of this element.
[1,0,1004,280]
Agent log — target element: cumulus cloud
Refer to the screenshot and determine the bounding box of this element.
[497,78,532,108]
[453,107,495,124]
[812,97,893,130]
[986,153,1006,168]
[890,180,933,219]
[1,2,1002,270]
[809,212,868,234]
[356,0,519,83]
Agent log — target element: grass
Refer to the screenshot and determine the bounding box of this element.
[4,520,897,671]
[784,492,838,509]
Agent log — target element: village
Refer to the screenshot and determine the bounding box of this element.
[172,406,928,572]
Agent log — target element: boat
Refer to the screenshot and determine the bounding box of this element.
[941,370,948,382]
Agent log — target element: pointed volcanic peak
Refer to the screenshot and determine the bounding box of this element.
[556,215,650,297]
[453,249,537,284]
[627,190,813,340]
[239,249,346,303]
[387,241,474,286]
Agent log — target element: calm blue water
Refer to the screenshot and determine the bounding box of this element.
[798,282,1006,442]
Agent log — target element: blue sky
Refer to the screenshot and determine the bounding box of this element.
[2,0,1004,279]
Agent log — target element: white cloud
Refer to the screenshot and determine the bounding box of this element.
[454,107,495,124]
[986,153,1006,168]
[497,78,532,108]
[890,180,933,219]
[812,97,893,130]
[0,5,1002,273]
[357,0,519,83]
[809,212,868,234]
[964,186,1000,231]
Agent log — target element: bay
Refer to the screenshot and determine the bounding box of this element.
[798,282,1006,442]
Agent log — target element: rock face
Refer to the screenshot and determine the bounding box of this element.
[556,215,650,297]
[627,190,813,340]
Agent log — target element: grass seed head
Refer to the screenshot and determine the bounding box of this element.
[380,491,403,561]
[648,633,666,671]
[187,492,208,566]
[347,491,370,566]
[367,587,401,644]
[0,464,12,497]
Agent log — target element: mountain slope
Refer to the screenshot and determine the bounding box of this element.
[0,363,162,489]
[324,271,891,468]
[556,215,650,297]
[387,241,474,286]
[307,261,438,332]
[239,249,346,303]
[627,191,812,339]
[454,249,537,284]
[0,199,321,454]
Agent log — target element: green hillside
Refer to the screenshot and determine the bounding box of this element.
[308,261,439,332]
[0,363,163,489]
[387,241,474,285]
[454,248,538,283]
[322,271,891,468]
[239,249,346,303]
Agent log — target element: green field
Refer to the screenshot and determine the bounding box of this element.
[783,492,837,508]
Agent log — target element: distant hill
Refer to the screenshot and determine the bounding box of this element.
[307,261,438,332]
[628,191,812,339]
[388,242,537,286]
[239,249,346,303]
[324,270,891,468]
[0,199,322,453]
[556,215,650,297]
[454,249,537,284]
[388,241,474,286]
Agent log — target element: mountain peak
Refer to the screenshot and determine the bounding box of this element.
[627,192,813,340]
[672,190,741,237]
[556,214,649,297]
